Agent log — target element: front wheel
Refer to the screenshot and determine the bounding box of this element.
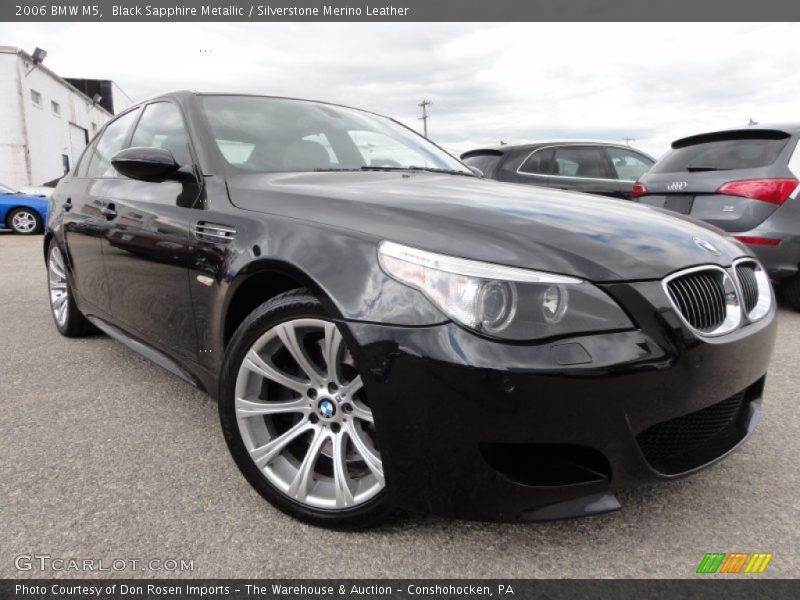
[8,208,42,234]
[219,290,392,529]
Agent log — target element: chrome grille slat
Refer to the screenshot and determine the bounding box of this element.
[736,264,759,314]
[666,268,730,334]
[194,222,237,243]
[692,275,712,330]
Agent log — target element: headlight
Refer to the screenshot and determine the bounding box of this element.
[378,241,632,340]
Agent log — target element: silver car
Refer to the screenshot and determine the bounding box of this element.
[634,124,800,310]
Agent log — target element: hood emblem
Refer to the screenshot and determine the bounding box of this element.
[693,237,721,256]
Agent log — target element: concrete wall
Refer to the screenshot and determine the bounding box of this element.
[0,48,122,188]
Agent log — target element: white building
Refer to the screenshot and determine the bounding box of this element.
[0,46,133,188]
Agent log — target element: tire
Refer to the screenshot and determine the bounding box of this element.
[219,289,394,529]
[780,273,800,311]
[8,208,42,235]
[47,239,96,337]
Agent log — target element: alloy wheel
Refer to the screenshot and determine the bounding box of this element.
[234,318,384,510]
[48,245,69,327]
[11,210,37,233]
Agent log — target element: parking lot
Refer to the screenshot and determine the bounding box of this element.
[1,231,799,579]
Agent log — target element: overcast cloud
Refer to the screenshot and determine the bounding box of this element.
[1,22,798,157]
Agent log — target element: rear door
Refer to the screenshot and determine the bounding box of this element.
[541,145,619,196]
[61,108,140,312]
[636,130,796,232]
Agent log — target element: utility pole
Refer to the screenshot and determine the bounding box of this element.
[418,100,431,138]
[622,136,636,146]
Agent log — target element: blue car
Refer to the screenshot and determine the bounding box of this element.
[0,182,49,234]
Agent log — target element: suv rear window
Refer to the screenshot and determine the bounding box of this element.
[461,151,504,176]
[651,130,790,174]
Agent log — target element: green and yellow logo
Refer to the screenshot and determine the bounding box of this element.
[696,552,773,574]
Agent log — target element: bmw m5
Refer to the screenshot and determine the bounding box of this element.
[45,92,776,528]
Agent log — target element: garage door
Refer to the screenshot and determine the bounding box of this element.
[68,123,89,172]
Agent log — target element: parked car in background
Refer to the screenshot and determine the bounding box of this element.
[634,125,800,310]
[0,182,48,234]
[461,141,655,199]
[46,92,775,528]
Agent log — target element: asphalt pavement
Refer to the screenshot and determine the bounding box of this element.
[1,231,798,578]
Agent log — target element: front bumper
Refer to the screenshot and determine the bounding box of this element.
[344,281,777,522]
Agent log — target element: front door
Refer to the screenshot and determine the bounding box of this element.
[62,108,140,312]
[100,101,202,359]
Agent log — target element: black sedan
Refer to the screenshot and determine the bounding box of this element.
[462,141,654,199]
[45,92,775,528]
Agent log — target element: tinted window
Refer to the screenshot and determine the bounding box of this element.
[519,148,555,175]
[130,102,191,165]
[651,133,790,174]
[552,146,608,178]
[85,109,140,178]
[606,147,653,181]
[462,152,504,176]
[200,96,470,174]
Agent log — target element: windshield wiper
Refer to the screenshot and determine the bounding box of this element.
[357,165,475,176]
[685,165,731,172]
[310,166,475,177]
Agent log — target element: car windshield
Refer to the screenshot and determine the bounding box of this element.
[0,182,18,194]
[200,95,472,175]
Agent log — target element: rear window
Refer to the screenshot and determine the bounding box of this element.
[651,130,790,174]
[461,151,503,175]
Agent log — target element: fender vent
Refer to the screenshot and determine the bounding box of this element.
[194,222,236,243]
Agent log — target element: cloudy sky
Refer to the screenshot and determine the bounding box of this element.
[1,22,798,157]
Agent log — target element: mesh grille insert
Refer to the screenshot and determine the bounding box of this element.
[636,391,749,474]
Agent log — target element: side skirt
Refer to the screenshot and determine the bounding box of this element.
[86,315,200,387]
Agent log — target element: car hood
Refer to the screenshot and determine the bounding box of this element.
[226,171,749,282]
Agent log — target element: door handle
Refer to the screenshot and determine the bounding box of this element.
[62,198,72,212]
[101,203,117,220]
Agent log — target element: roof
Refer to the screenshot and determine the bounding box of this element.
[461,140,654,159]
[672,123,800,149]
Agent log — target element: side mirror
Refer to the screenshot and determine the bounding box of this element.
[467,165,484,178]
[112,147,180,182]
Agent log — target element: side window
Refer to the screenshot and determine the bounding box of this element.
[552,146,608,179]
[606,147,654,181]
[130,102,191,165]
[75,139,97,177]
[519,148,555,175]
[86,109,140,178]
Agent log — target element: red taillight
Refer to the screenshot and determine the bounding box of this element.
[630,182,647,199]
[734,236,782,247]
[716,178,798,205]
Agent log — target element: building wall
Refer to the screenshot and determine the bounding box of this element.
[0,52,29,188]
[0,48,122,188]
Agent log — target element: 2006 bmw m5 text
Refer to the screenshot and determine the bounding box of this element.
[45,92,777,528]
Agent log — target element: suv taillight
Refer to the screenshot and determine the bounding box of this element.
[630,182,647,199]
[716,178,798,205]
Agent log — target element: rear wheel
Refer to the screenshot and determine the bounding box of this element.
[8,208,42,234]
[219,290,392,529]
[47,241,96,337]
[780,273,800,311]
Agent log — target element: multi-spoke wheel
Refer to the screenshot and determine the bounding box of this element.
[8,208,42,234]
[46,240,95,337]
[219,290,392,529]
